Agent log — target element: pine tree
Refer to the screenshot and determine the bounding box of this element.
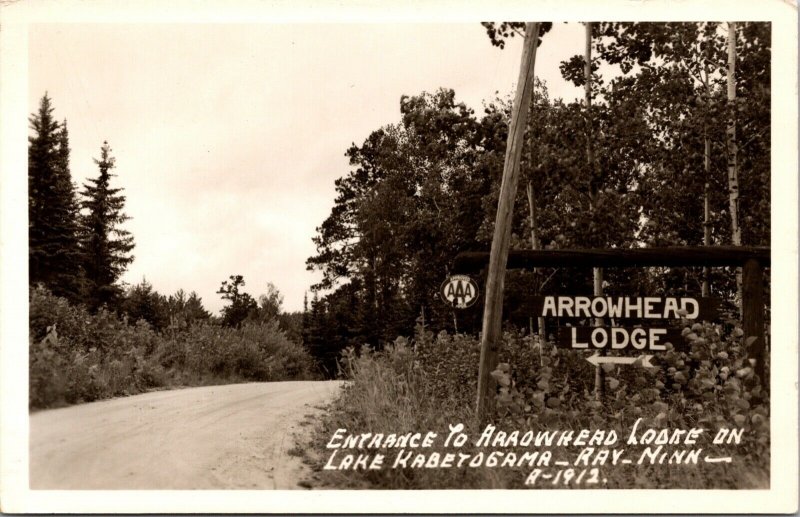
[121,278,169,330]
[79,141,135,311]
[216,275,257,327]
[28,94,83,301]
[166,289,211,329]
[185,291,211,322]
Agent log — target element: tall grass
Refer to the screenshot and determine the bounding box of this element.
[310,338,499,489]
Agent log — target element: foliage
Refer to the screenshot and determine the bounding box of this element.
[165,288,212,330]
[217,274,258,328]
[412,329,481,406]
[120,278,171,331]
[304,321,768,489]
[305,339,488,489]
[485,321,769,488]
[119,283,212,333]
[480,22,553,49]
[79,141,135,311]
[29,286,318,410]
[28,94,84,303]
[247,282,284,325]
[278,311,304,347]
[588,22,770,256]
[488,320,769,429]
[30,287,166,408]
[303,22,770,366]
[28,96,138,310]
[305,89,502,366]
[166,320,317,382]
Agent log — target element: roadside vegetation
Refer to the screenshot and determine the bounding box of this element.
[302,321,769,489]
[29,286,317,410]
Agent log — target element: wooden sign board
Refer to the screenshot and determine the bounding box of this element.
[530,295,717,352]
[557,327,684,351]
[528,296,718,321]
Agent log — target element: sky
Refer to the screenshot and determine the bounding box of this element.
[29,23,587,314]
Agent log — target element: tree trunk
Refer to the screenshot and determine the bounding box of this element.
[702,58,712,298]
[702,135,711,297]
[726,22,743,308]
[526,181,541,251]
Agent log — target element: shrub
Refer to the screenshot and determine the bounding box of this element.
[413,330,480,407]
[29,284,90,345]
[313,341,489,489]
[29,287,320,410]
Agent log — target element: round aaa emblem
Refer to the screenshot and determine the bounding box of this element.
[440,275,479,309]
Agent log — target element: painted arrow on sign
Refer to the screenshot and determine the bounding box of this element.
[586,353,655,368]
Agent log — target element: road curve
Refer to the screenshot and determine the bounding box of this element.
[30,380,342,489]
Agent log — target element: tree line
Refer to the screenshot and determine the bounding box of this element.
[29,93,133,310]
[28,22,769,380]
[303,22,770,376]
[28,93,301,341]
[28,94,314,407]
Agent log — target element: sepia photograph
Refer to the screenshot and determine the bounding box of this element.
[0,0,797,514]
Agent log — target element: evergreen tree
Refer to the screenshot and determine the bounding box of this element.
[185,291,212,322]
[28,94,83,301]
[79,141,135,311]
[301,291,309,332]
[278,311,304,346]
[121,278,170,330]
[166,289,211,329]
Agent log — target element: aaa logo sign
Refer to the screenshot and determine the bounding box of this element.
[440,275,479,309]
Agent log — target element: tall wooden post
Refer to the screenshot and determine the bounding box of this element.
[583,21,605,401]
[527,176,546,363]
[742,258,766,383]
[476,22,541,421]
[593,268,605,401]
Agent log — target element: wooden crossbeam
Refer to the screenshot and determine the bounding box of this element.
[453,246,770,273]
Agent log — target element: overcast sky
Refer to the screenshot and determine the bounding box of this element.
[29,23,587,313]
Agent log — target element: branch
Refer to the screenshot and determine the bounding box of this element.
[539,268,560,290]
[740,127,768,149]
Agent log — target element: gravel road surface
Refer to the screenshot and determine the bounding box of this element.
[30,381,342,489]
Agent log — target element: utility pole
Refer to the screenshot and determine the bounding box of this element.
[476,22,541,422]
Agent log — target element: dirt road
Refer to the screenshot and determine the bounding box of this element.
[30,381,342,489]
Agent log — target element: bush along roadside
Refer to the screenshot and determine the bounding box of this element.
[299,323,769,489]
[29,286,319,410]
